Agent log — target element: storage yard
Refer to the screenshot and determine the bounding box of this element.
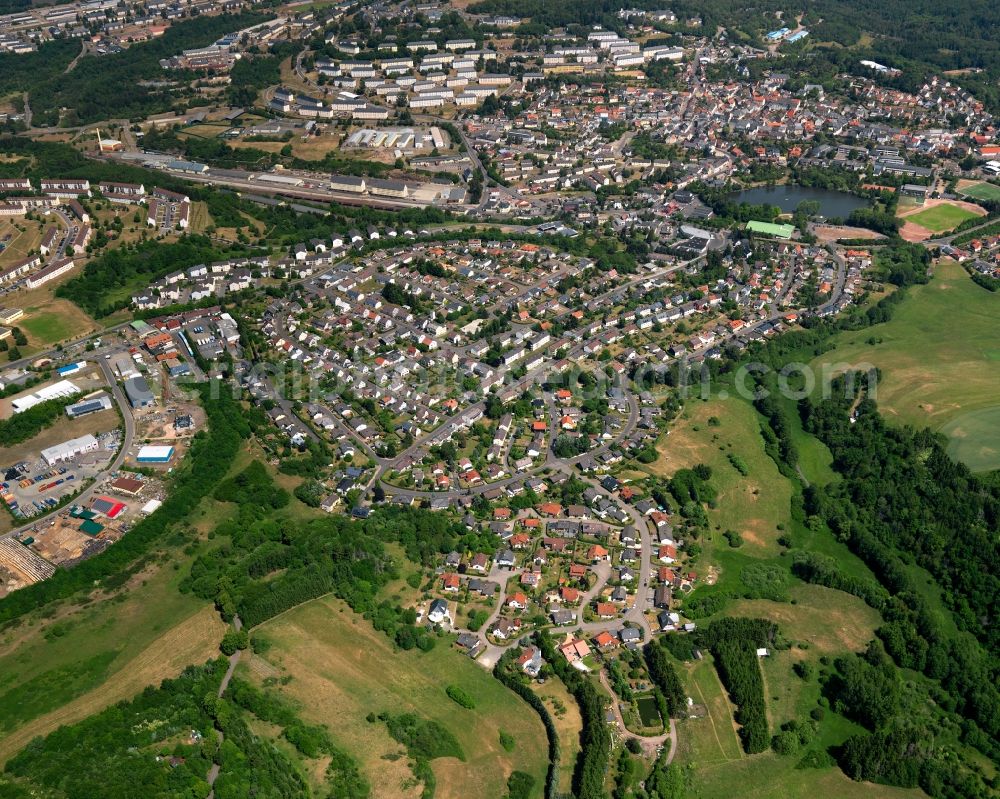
[0,469,166,596]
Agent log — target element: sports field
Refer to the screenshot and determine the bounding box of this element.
[958,180,1000,203]
[248,596,549,799]
[19,307,82,346]
[8,293,99,354]
[811,259,1000,470]
[903,202,980,233]
[0,219,47,269]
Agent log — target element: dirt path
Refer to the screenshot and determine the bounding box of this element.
[64,41,88,73]
[206,616,241,799]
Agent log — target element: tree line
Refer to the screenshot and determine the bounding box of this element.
[0,392,80,447]
[536,631,612,799]
[699,618,776,754]
[493,649,561,799]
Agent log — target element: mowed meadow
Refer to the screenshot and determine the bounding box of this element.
[246,596,550,799]
[811,259,1000,470]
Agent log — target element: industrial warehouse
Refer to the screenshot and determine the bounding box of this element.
[10,379,80,413]
[124,376,155,408]
[41,434,100,466]
[136,445,175,464]
[65,393,114,418]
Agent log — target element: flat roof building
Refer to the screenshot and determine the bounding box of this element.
[108,476,145,496]
[746,220,796,239]
[11,379,79,414]
[65,393,113,418]
[41,433,99,465]
[136,445,174,463]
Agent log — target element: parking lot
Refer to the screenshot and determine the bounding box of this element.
[1,429,121,520]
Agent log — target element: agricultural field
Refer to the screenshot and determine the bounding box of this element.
[900,200,983,233]
[810,259,1000,469]
[956,180,1000,203]
[246,596,549,799]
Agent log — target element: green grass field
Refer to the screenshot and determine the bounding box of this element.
[247,596,549,799]
[958,181,1000,203]
[723,584,882,657]
[19,311,77,345]
[679,640,925,799]
[810,260,1000,470]
[644,395,792,555]
[904,203,980,233]
[940,406,1000,471]
[531,677,581,795]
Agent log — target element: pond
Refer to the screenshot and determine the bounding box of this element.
[729,184,869,218]
[635,694,662,728]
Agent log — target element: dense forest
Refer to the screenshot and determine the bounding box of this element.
[799,378,1000,796]
[7,13,271,126]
